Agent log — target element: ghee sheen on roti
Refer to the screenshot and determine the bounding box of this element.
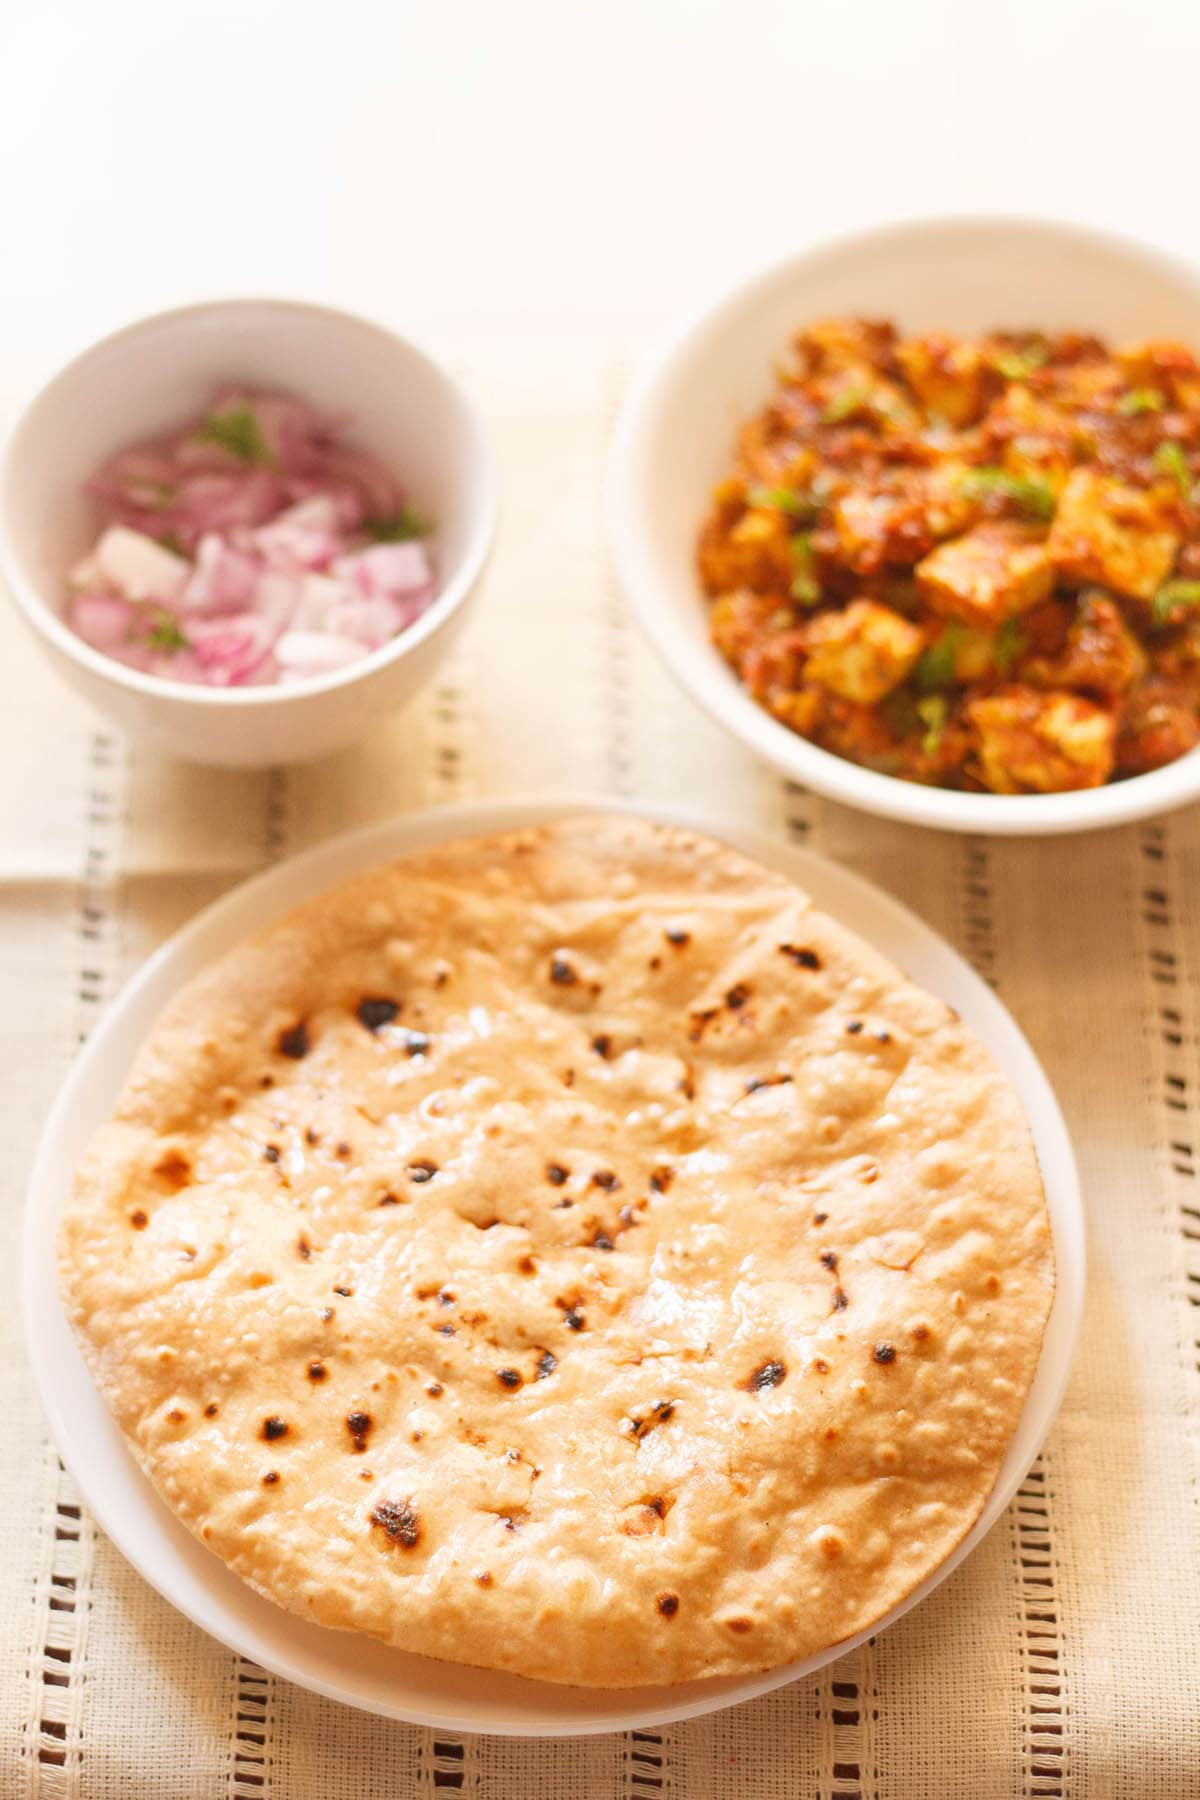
[60,816,1054,1687]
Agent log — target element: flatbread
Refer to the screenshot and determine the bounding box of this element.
[60,815,1054,1687]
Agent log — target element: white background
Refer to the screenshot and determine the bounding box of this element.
[4,0,1199,395]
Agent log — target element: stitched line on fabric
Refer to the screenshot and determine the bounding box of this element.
[263,767,290,863]
[1137,821,1200,1601]
[416,1734,479,1792]
[813,1657,879,1800]
[27,727,126,1789]
[956,836,1067,1799]
[603,566,635,800]
[782,778,813,850]
[228,1659,276,1797]
[625,1727,667,1796]
[430,673,470,803]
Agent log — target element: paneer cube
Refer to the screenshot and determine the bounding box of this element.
[796,318,896,373]
[708,588,782,669]
[698,506,794,594]
[967,686,1116,793]
[1047,468,1180,600]
[1115,340,1199,388]
[804,600,924,704]
[915,523,1055,627]
[1027,592,1147,698]
[896,334,988,426]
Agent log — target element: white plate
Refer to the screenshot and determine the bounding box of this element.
[24,797,1084,1736]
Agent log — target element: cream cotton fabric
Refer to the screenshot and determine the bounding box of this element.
[2,356,1198,1796]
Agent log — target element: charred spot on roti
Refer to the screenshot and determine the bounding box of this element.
[591,1169,619,1191]
[307,1361,327,1382]
[832,1287,849,1311]
[129,1209,148,1229]
[357,997,400,1032]
[819,1250,839,1272]
[408,1159,439,1183]
[745,1073,793,1094]
[297,1234,312,1259]
[629,1399,675,1441]
[401,1029,431,1057]
[649,1165,674,1193]
[277,1021,310,1059]
[724,983,750,1010]
[591,1034,612,1059]
[664,926,691,946]
[846,1019,864,1035]
[497,1368,522,1390]
[261,1416,289,1442]
[262,1144,281,1164]
[535,1350,557,1379]
[549,955,578,987]
[656,1591,680,1618]
[744,1359,787,1392]
[779,943,821,969]
[546,1162,569,1186]
[873,1342,897,1365]
[204,1403,219,1418]
[347,1410,372,1450]
[370,1497,420,1548]
[262,1471,280,1486]
[152,1149,192,1190]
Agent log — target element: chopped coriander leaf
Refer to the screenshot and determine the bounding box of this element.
[821,386,870,424]
[993,617,1026,674]
[1118,387,1166,415]
[1151,579,1200,625]
[788,532,821,605]
[747,484,821,522]
[364,506,433,542]
[881,686,921,739]
[145,611,190,654]
[959,466,1056,522]
[914,619,962,693]
[993,343,1049,382]
[915,693,947,754]
[1153,440,1192,495]
[193,405,275,467]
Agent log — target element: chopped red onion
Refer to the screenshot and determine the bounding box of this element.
[66,388,437,687]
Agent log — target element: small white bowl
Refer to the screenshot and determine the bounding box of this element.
[0,299,498,768]
[609,216,1200,835]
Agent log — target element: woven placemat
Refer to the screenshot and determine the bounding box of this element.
[2,360,1197,1798]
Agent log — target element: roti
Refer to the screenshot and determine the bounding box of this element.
[60,815,1054,1687]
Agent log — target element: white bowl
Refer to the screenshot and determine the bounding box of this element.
[24,795,1083,1735]
[0,299,498,768]
[609,216,1200,835]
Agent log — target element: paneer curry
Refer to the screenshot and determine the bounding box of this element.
[698,320,1200,791]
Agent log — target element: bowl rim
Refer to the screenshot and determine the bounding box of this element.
[0,295,500,709]
[607,211,1200,836]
